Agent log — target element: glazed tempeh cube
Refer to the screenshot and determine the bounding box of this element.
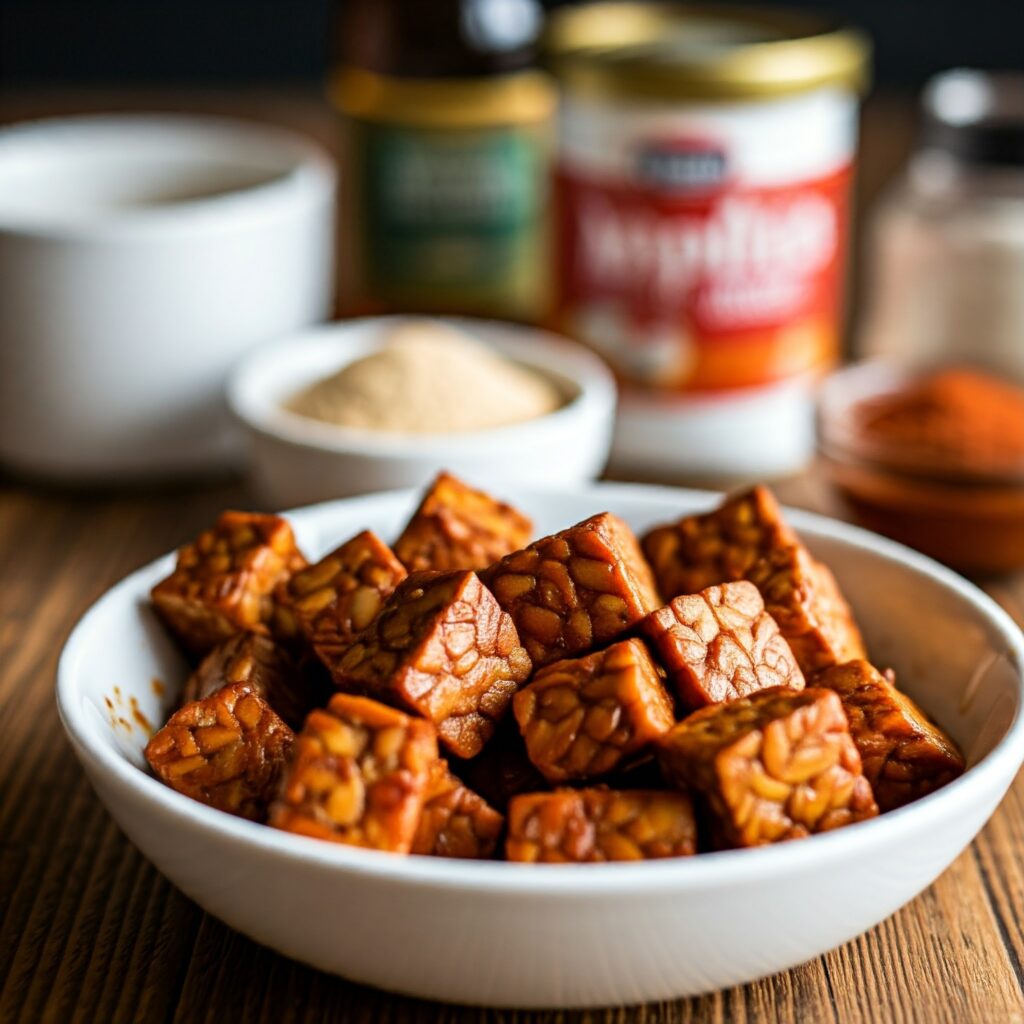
[639,581,804,711]
[394,471,533,573]
[411,759,504,859]
[505,788,697,863]
[513,639,675,782]
[145,682,294,821]
[640,487,865,675]
[481,512,660,667]
[180,633,324,731]
[642,486,796,599]
[814,661,965,811]
[658,687,878,848]
[151,511,307,656]
[748,544,866,674]
[280,530,407,670]
[270,693,438,851]
[332,570,532,758]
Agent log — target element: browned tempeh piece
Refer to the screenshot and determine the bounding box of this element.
[814,660,965,811]
[642,486,796,599]
[641,487,865,675]
[639,581,804,711]
[279,529,407,674]
[749,545,866,674]
[146,682,293,821]
[513,639,674,782]
[394,471,533,573]
[151,511,307,656]
[506,788,697,863]
[411,759,504,859]
[658,687,878,848]
[269,693,438,851]
[331,570,532,758]
[482,512,660,667]
[180,633,321,730]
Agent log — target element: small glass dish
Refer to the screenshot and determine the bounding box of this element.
[818,360,1024,574]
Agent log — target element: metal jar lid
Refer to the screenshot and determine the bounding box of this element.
[544,3,870,102]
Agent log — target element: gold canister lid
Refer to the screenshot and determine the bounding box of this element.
[330,67,555,128]
[544,3,871,101]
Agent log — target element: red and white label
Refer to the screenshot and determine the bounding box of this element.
[553,90,857,394]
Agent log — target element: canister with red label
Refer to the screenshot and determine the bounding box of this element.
[546,4,871,480]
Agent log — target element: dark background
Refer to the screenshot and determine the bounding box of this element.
[1,0,1022,90]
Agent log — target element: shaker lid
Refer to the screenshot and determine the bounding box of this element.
[923,69,1024,167]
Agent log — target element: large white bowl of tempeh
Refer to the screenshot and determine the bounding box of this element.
[57,475,1024,1006]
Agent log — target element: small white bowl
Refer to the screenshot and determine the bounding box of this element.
[226,317,617,507]
[57,484,1024,1007]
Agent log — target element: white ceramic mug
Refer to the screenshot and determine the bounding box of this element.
[0,114,336,479]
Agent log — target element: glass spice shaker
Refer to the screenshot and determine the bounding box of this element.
[861,69,1024,381]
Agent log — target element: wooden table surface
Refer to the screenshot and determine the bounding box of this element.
[3,91,1024,1024]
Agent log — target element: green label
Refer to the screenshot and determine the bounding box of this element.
[356,120,546,311]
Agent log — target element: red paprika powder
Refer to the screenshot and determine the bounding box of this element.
[820,364,1024,573]
[855,368,1024,479]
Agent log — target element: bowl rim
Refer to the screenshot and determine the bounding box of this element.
[0,113,337,242]
[225,316,618,457]
[56,481,1024,895]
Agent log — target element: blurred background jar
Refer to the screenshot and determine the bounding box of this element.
[546,4,870,484]
[332,0,554,322]
[862,69,1024,378]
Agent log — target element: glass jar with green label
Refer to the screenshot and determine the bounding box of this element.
[331,0,554,322]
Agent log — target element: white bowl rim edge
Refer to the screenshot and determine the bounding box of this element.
[0,112,337,241]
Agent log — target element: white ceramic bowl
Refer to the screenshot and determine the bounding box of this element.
[226,317,617,507]
[0,114,336,478]
[57,484,1024,1008]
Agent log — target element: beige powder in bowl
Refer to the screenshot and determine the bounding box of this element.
[285,320,564,434]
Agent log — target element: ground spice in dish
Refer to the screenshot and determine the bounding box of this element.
[855,367,1024,477]
[285,320,563,434]
[823,366,1024,572]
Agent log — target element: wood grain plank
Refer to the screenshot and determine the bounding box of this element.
[971,777,1024,989]
[0,786,113,1023]
[0,487,243,1024]
[64,840,181,1023]
[745,965,838,1024]
[822,847,1024,1022]
[42,818,151,1023]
